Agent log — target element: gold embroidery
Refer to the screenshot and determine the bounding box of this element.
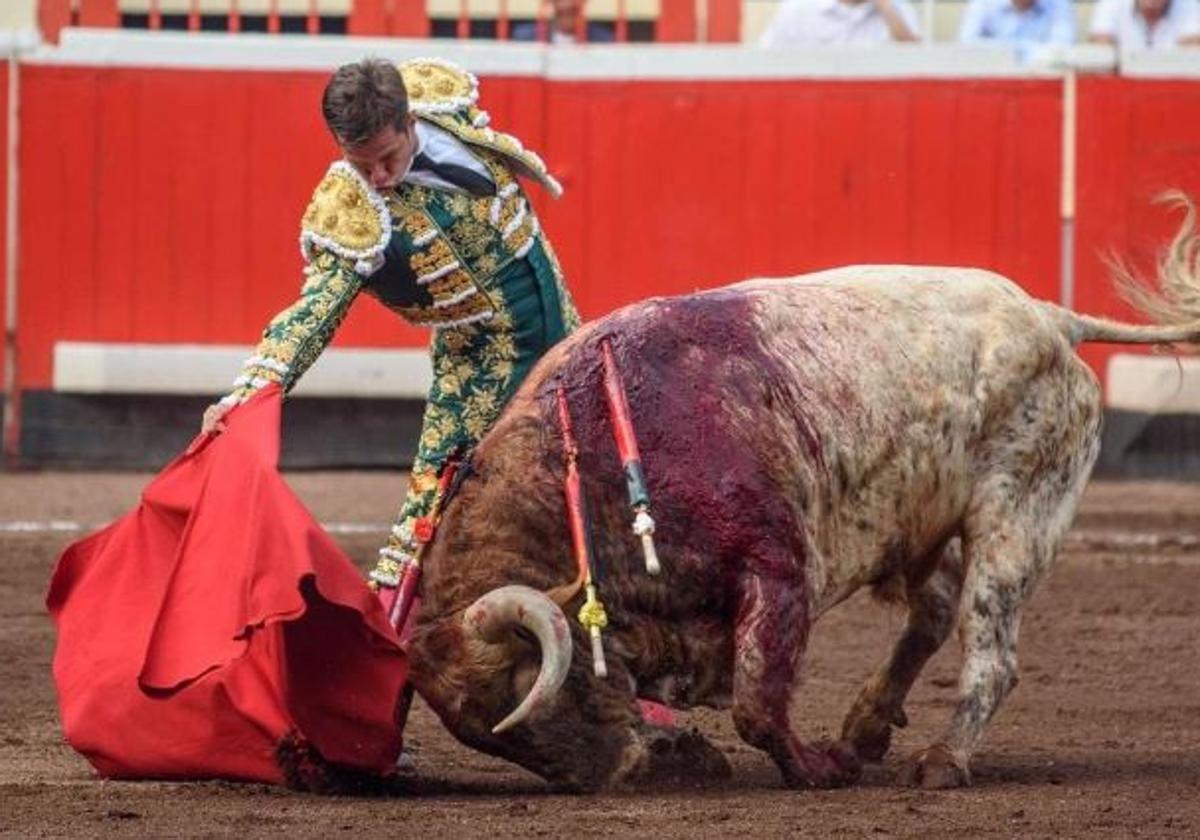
[410,239,457,277]
[428,270,483,309]
[393,205,436,242]
[302,167,386,255]
[400,60,478,112]
[447,218,494,261]
[396,293,494,327]
[475,253,499,276]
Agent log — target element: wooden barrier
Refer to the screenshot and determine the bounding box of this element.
[1074,75,1200,380]
[15,62,1068,390]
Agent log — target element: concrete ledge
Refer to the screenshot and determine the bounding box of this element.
[34,27,1118,78]
[1097,409,1200,480]
[1106,352,1200,414]
[10,390,1200,479]
[53,341,433,399]
[1119,47,1200,79]
[16,390,425,470]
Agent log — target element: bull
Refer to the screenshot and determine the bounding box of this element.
[407,195,1200,791]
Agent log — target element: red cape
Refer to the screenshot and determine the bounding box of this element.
[46,386,407,785]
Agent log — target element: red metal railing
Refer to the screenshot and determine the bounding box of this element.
[37,0,740,44]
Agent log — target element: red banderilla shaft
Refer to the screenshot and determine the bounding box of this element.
[556,385,608,678]
[389,458,460,633]
[600,338,660,575]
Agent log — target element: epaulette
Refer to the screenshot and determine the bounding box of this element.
[299,161,392,275]
[400,57,481,117]
[400,57,562,199]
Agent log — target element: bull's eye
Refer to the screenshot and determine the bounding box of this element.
[513,626,536,647]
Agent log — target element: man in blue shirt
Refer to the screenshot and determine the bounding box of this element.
[958,0,1077,60]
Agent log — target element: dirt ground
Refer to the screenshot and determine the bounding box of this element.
[2,472,1200,838]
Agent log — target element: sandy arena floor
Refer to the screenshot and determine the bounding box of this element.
[2,473,1199,838]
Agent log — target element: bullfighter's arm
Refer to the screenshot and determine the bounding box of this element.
[219,161,390,406]
[218,250,366,405]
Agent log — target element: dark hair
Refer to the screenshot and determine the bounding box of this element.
[321,58,409,148]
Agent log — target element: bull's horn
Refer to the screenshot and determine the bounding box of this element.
[462,584,573,734]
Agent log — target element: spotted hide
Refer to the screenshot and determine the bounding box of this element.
[407,195,1200,791]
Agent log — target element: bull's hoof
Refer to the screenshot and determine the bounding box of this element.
[898,743,970,789]
[644,727,732,781]
[842,706,907,764]
[849,726,892,764]
[780,740,862,789]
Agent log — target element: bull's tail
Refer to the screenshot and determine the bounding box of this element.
[1058,191,1200,347]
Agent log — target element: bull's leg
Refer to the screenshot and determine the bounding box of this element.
[902,474,1090,788]
[899,521,1036,789]
[841,543,965,762]
[731,573,861,788]
[899,360,1101,789]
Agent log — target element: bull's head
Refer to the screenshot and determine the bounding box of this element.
[409,584,646,791]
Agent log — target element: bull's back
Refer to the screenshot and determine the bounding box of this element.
[512,266,1092,601]
[731,266,1098,603]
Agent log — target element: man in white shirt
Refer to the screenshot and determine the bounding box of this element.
[759,0,922,47]
[1089,0,1200,48]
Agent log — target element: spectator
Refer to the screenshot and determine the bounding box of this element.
[510,0,615,43]
[758,0,921,47]
[1089,0,1200,48]
[958,0,1077,60]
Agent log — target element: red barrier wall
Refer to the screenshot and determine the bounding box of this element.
[17,68,1063,390]
[1075,76,1200,380]
[541,78,1061,319]
[0,61,7,388]
[17,66,545,387]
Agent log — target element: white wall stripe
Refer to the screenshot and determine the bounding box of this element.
[29,28,548,74]
[23,28,1124,80]
[53,342,433,398]
[1107,354,1200,414]
[1120,49,1200,79]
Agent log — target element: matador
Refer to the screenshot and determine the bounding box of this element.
[208,57,579,589]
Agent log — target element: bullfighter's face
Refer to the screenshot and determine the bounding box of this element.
[408,586,647,791]
[341,115,418,191]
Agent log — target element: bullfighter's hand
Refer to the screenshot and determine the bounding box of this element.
[201,403,232,435]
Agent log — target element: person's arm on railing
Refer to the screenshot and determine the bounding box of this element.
[1088,0,1120,44]
[874,0,921,42]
